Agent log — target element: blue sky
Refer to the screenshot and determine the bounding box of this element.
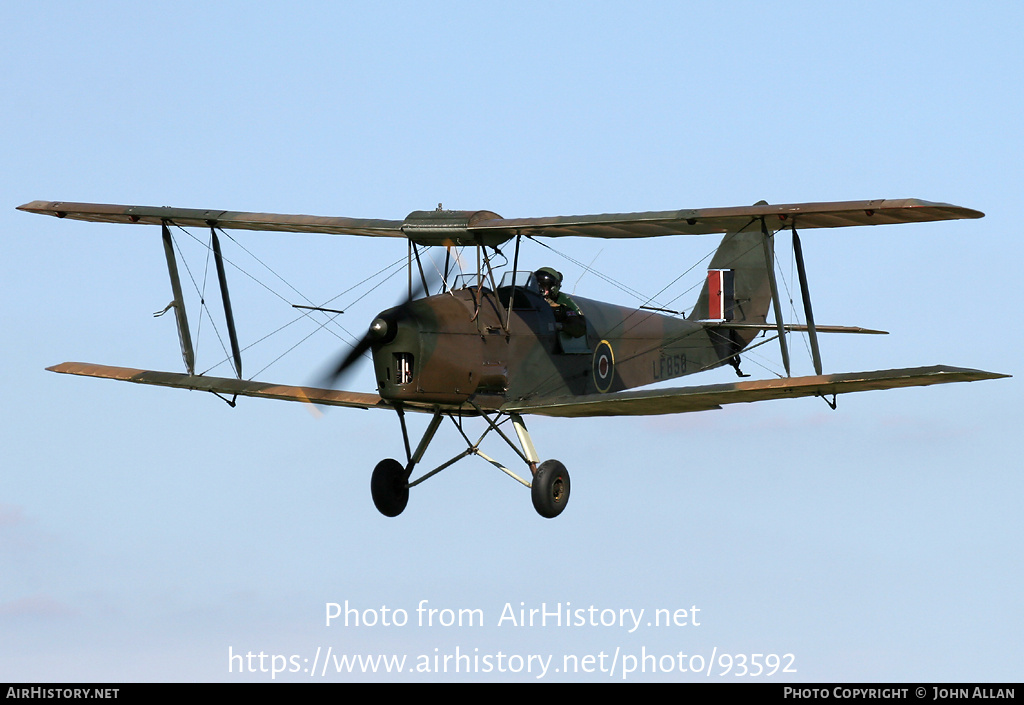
[2,1,1021,682]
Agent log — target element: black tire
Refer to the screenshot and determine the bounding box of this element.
[371,458,409,517]
[531,459,570,518]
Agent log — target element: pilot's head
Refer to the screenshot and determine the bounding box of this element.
[534,267,563,300]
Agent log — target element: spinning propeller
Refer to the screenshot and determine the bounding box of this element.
[321,272,436,388]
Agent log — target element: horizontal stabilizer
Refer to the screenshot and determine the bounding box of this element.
[503,365,1008,418]
[703,322,888,335]
[47,362,391,410]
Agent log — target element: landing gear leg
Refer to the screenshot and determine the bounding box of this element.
[508,413,571,519]
[371,407,572,519]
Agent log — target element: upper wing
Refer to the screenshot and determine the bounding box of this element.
[502,366,1008,418]
[467,198,983,241]
[18,198,982,246]
[17,201,406,238]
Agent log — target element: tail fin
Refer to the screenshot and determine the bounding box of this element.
[688,222,774,365]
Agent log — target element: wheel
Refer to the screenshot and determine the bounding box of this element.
[371,458,409,517]
[531,459,570,518]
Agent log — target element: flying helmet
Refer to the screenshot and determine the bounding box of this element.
[534,267,563,299]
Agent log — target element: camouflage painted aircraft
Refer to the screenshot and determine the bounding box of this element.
[18,198,1007,518]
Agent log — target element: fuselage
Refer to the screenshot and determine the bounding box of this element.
[369,284,730,411]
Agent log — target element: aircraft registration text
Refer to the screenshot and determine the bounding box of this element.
[653,352,687,381]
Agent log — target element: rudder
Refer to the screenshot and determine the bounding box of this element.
[688,221,774,367]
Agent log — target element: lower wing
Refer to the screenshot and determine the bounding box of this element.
[501,366,1008,417]
[47,362,392,411]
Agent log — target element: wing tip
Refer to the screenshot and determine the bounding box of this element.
[925,364,1010,381]
[17,200,53,214]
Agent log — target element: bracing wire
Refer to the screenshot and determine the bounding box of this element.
[169,224,409,380]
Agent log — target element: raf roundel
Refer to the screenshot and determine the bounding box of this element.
[593,340,616,393]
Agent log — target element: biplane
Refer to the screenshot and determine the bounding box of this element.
[18,198,1007,518]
